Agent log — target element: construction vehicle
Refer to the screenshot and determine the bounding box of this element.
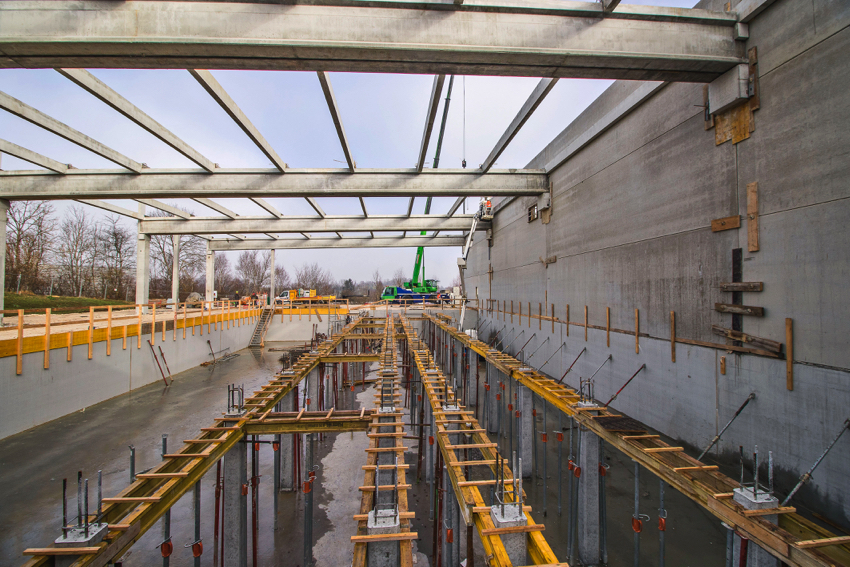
[276,289,337,304]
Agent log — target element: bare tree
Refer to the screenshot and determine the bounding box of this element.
[295,262,334,294]
[97,216,135,300]
[147,207,205,299]
[212,253,237,297]
[392,268,407,287]
[235,250,268,293]
[5,200,55,292]
[55,205,97,296]
[372,268,383,300]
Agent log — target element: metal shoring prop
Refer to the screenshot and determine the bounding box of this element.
[600,439,609,564]
[525,336,550,364]
[658,480,666,567]
[506,329,527,354]
[557,347,587,385]
[162,435,171,567]
[542,397,548,516]
[583,354,612,402]
[516,332,537,361]
[566,417,575,558]
[782,418,850,505]
[62,478,68,538]
[533,393,539,479]
[490,325,507,348]
[493,325,504,348]
[556,413,563,517]
[539,341,565,370]
[129,446,135,483]
[698,393,756,461]
[603,362,646,407]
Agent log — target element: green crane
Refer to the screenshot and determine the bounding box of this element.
[404,75,455,295]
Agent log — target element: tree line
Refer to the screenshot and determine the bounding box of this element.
[4,201,413,302]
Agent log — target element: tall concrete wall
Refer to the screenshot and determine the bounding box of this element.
[0,321,255,440]
[466,0,850,526]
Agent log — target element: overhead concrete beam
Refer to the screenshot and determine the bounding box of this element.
[57,68,216,172]
[135,199,192,219]
[192,197,238,218]
[446,196,466,217]
[543,82,667,172]
[305,197,326,218]
[0,170,548,199]
[76,199,142,219]
[0,91,143,173]
[418,76,446,172]
[209,235,464,250]
[0,138,67,173]
[250,197,284,218]
[480,77,558,173]
[189,69,287,172]
[317,72,355,171]
[0,2,741,81]
[138,215,483,235]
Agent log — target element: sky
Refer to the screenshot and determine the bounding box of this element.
[0,0,693,288]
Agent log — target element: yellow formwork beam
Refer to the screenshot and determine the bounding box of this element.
[399,316,560,567]
[19,316,373,567]
[424,314,850,567]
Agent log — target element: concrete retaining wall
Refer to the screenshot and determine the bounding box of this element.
[466,0,850,526]
[0,321,254,440]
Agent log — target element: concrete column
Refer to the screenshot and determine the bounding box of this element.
[205,244,215,303]
[223,441,248,567]
[516,382,532,478]
[577,423,601,566]
[731,488,781,567]
[135,232,150,309]
[171,235,180,305]
[490,503,528,566]
[269,249,276,303]
[0,198,7,326]
[279,390,295,491]
[487,363,499,434]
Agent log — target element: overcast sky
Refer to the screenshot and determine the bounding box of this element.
[0,0,693,287]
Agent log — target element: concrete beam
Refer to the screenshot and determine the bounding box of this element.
[250,197,284,218]
[602,0,623,13]
[480,78,558,173]
[0,91,143,173]
[446,196,466,217]
[192,197,238,218]
[0,2,742,81]
[135,199,192,219]
[0,138,67,173]
[418,76,446,172]
[543,82,667,172]
[208,235,464,250]
[0,170,548,199]
[189,69,287,172]
[57,68,216,173]
[317,72,355,171]
[139,215,483,235]
[76,199,142,219]
[305,197,326,218]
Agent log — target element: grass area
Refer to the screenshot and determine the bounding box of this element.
[4,292,133,312]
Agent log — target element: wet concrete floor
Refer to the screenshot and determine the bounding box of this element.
[1,338,726,567]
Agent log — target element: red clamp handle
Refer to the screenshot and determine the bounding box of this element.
[192,541,204,558]
[160,541,173,558]
[556,432,564,442]
[632,517,643,533]
[658,517,667,532]
[573,466,582,478]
